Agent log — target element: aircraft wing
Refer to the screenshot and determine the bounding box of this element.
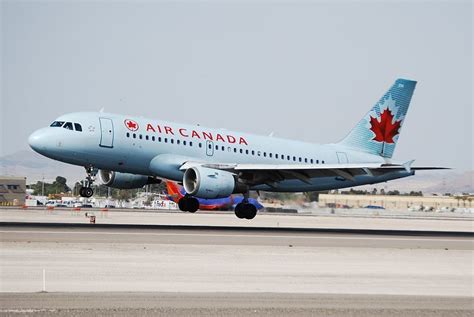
[180,161,448,185]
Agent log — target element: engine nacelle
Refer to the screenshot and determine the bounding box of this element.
[183,166,246,199]
[99,170,155,189]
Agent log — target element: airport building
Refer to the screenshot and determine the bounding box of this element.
[0,176,27,206]
[319,193,473,210]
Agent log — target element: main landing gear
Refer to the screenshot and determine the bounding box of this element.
[178,196,199,213]
[234,192,257,220]
[79,166,97,198]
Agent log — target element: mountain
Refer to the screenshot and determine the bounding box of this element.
[0,150,84,186]
[354,170,473,195]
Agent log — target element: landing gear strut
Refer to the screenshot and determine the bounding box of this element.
[178,196,199,213]
[79,166,97,198]
[234,192,257,220]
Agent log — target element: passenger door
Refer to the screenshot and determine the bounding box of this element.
[99,118,114,148]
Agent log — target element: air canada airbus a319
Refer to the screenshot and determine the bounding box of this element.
[29,79,445,219]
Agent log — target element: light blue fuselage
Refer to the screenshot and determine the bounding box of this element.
[28,112,413,192]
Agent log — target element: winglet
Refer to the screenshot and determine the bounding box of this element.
[402,160,415,173]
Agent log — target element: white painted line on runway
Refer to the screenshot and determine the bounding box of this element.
[0,230,469,243]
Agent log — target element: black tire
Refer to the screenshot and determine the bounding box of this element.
[234,203,245,219]
[244,204,257,220]
[84,187,94,198]
[178,198,188,212]
[187,198,199,213]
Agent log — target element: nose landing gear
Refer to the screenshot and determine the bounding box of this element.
[79,166,97,198]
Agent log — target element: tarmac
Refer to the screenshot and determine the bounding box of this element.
[1,208,473,316]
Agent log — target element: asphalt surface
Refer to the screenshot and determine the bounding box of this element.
[1,223,473,316]
[1,293,473,316]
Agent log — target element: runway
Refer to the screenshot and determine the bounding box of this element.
[1,222,473,316]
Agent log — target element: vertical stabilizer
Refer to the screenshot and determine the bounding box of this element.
[338,78,417,158]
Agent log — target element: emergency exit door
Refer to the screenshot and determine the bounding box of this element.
[99,118,114,148]
[206,140,214,156]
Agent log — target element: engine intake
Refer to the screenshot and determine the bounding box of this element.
[183,166,246,199]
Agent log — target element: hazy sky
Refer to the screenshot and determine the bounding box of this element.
[1,0,472,170]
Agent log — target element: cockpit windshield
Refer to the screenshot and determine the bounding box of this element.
[50,121,65,127]
[63,122,74,130]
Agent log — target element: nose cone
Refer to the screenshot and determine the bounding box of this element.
[28,128,49,154]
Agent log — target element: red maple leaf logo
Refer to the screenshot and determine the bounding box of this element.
[124,119,139,131]
[369,108,401,144]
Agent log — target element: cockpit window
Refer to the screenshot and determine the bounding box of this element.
[63,122,73,130]
[50,121,65,127]
[74,123,82,131]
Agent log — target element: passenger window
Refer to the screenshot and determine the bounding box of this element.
[63,122,73,130]
[322,160,325,164]
[246,150,249,155]
[164,138,167,143]
[183,141,187,146]
[152,136,155,141]
[221,146,225,151]
[316,160,319,164]
[240,149,243,154]
[234,148,237,153]
[215,145,218,150]
[198,143,201,148]
[133,133,136,139]
[269,153,272,158]
[177,140,180,145]
[310,159,313,164]
[257,151,261,156]
[158,137,162,142]
[139,135,143,140]
[189,142,193,146]
[126,132,130,138]
[171,139,174,144]
[299,157,302,162]
[74,123,82,131]
[252,150,255,155]
[263,152,266,157]
[145,135,149,140]
[275,154,278,159]
[50,121,65,127]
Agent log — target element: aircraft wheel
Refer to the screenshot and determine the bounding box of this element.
[83,187,94,198]
[178,198,188,212]
[79,187,93,198]
[187,198,199,213]
[244,204,257,219]
[234,203,244,218]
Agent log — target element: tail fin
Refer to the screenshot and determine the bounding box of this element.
[338,78,417,158]
[165,181,184,202]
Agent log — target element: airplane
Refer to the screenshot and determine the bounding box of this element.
[28,78,446,219]
[165,180,264,211]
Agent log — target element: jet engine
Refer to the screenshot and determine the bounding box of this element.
[99,170,159,189]
[183,166,247,199]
